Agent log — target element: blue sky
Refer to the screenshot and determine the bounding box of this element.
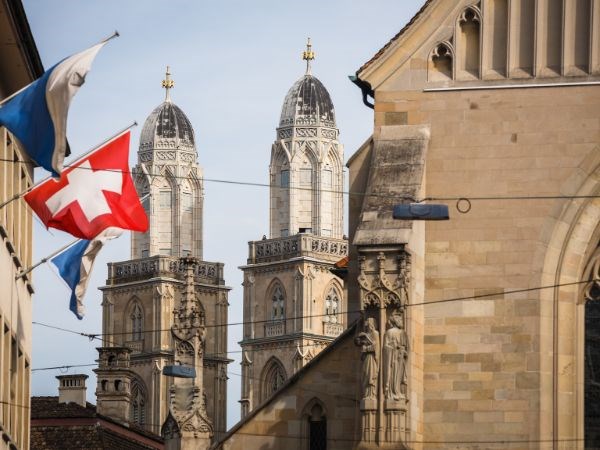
[24,0,421,428]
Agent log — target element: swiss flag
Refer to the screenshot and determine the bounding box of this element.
[25,130,149,240]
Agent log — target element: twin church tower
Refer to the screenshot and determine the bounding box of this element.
[94,40,347,448]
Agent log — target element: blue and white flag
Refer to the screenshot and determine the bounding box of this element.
[0,41,108,177]
[51,228,121,319]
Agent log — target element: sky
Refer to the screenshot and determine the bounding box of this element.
[24,0,422,428]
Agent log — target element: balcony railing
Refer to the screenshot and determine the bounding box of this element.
[323,322,344,337]
[124,340,143,354]
[264,321,285,337]
[108,255,224,284]
[248,234,348,264]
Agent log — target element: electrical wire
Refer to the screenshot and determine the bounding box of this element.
[3,156,600,204]
[32,278,599,339]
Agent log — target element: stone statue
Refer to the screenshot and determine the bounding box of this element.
[383,311,409,401]
[355,317,380,400]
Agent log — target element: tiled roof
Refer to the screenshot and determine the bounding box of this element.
[30,397,164,450]
[30,426,161,450]
[31,397,96,419]
[356,0,434,76]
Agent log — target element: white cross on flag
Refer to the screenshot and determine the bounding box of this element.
[25,130,148,240]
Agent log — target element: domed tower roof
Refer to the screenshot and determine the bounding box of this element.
[278,38,336,128]
[279,75,336,128]
[139,67,195,152]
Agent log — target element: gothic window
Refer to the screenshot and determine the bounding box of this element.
[457,6,481,79]
[131,302,143,341]
[307,402,327,450]
[262,358,286,401]
[429,41,453,81]
[271,285,285,320]
[182,192,193,212]
[281,170,290,188]
[159,190,171,208]
[586,296,600,446]
[131,381,147,427]
[300,168,312,185]
[324,287,340,324]
[142,195,150,214]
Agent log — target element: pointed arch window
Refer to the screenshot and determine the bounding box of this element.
[262,359,286,401]
[305,401,327,450]
[159,190,171,208]
[584,247,600,446]
[182,191,193,212]
[272,285,285,320]
[280,170,290,188]
[324,287,340,324]
[131,302,143,341]
[130,381,147,426]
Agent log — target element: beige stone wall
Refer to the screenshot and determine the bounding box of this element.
[371,84,600,447]
[351,1,600,445]
[217,332,361,450]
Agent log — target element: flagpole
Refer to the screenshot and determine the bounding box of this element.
[0,121,137,211]
[15,238,81,281]
[0,31,120,108]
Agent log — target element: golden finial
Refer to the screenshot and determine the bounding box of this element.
[302,37,315,75]
[161,66,174,102]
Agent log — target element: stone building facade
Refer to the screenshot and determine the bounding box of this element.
[0,2,43,449]
[96,71,230,448]
[349,0,600,447]
[239,42,348,418]
[217,1,600,449]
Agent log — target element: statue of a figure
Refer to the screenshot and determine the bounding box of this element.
[355,317,379,400]
[383,311,409,400]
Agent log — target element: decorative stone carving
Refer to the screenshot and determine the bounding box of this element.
[459,4,481,25]
[358,251,411,310]
[383,310,409,401]
[321,129,336,139]
[295,127,317,137]
[355,317,380,402]
[277,128,293,139]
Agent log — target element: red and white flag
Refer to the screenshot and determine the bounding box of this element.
[25,130,148,240]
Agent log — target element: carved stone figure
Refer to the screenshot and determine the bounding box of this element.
[383,311,409,400]
[355,318,380,400]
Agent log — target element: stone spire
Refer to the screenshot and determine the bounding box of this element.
[302,37,315,75]
[162,257,213,450]
[162,66,174,102]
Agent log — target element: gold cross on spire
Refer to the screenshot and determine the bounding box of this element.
[161,66,174,102]
[302,37,315,75]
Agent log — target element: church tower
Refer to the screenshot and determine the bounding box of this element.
[96,68,230,445]
[239,40,348,418]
